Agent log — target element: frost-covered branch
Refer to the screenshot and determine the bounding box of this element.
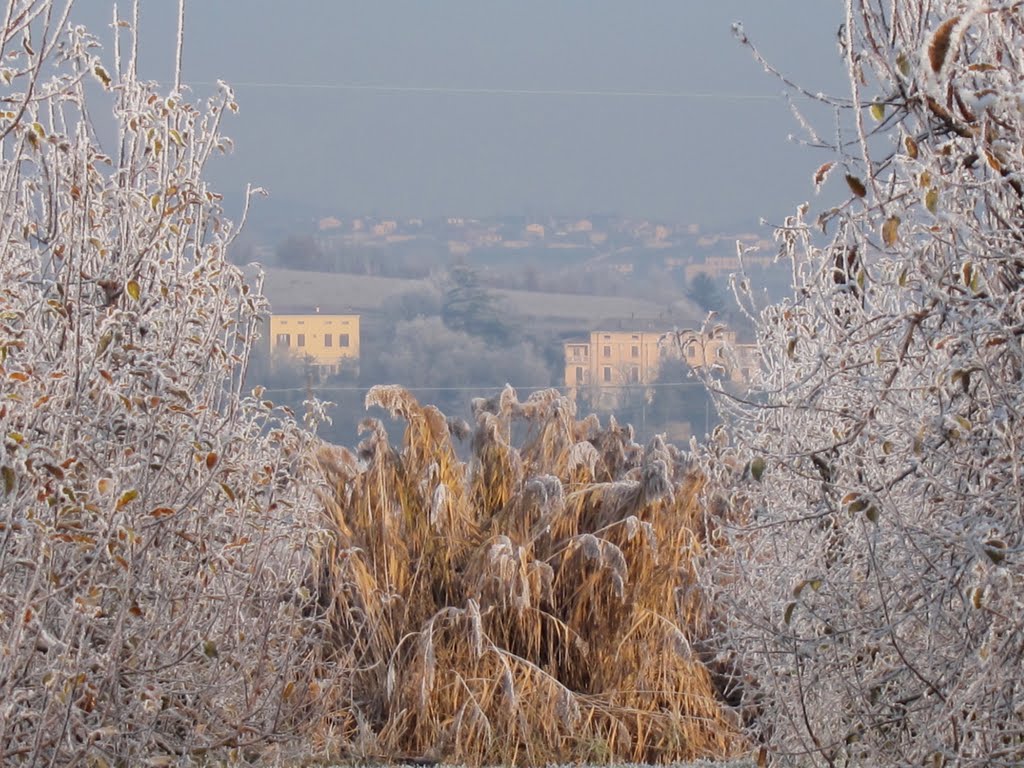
[0,3,326,763]
[704,2,1024,765]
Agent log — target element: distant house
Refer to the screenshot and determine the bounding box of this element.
[372,220,398,237]
[564,327,756,409]
[269,312,360,378]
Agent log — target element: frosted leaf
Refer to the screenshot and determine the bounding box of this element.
[466,598,484,659]
[575,412,601,440]
[601,541,628,582]
[639,459,674,505]
[430,484,447,529]
[364,384,418,420]
[419,650,435,709]
[577,533,601,561]
[530,561,554,604]
[385,661,396,699]
[644,435,678,477]
[447,416,471,441]
[642,521,659,558]
[500,664,516,709]
[524,474,563,514]
[470,394,500,418]
[498,383,520,417]
[611,573,625,600]
[488,535,514,564]
[555,686,581,727]
[356,417,390,461]
[668,626,693,660]
[567,441,601,475]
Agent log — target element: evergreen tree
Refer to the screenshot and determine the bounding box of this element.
[441,264,511,342]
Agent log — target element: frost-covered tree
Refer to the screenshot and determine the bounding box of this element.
[702,3,1024,765]
[0,2,324,762]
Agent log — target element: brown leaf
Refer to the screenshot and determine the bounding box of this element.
[845,174,867,198]
[116,489,139,509]
[882,216,901,246]
[813,161,834,191]
[929,17,960,73]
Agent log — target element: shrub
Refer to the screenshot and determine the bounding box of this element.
[704,3,1024,765]
[0,5,323,763]
[310,385,745,765]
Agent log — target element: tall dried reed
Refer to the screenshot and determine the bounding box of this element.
[309,385,745,765]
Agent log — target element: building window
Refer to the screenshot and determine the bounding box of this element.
[324,334,333,347]
[687,342,698,359]
[629,366,640,383]
[340,333,350,348]
[631,345,639,358]
[275,333,290,348]
[297,334,305,347]
[575,366,584,384]
[603,366,612,383]
[603,345,611,357]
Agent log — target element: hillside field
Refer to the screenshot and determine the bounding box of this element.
[256,267,703,329]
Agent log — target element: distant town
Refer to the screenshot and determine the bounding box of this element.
[246,211,785,447]
[243,213,783,291]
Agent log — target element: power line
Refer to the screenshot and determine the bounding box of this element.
[183,80,792,102]
[262,381,713,395]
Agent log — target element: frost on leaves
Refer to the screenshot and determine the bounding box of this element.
[706,3,1024,766]
[0,6,322,764]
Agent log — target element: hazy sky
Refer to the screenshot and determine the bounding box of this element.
[79,2,848,228]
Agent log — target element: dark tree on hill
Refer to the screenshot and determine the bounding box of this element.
[687,271,726,314]
[276,234,325,271]
[441,264,511,342]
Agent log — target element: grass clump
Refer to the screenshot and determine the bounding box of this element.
[307,385,745,766]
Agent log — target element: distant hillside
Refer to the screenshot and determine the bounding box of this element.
[255,268,704,330]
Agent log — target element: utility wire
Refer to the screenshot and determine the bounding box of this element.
[262,381,714,395]
[180,80,795,102]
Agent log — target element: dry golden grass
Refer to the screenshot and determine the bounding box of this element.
[307,385,744,766]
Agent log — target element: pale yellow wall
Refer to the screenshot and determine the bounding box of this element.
[563,327,754,395]
[269,313,360,373]
[588,330,666,388]
[563,341,591,391]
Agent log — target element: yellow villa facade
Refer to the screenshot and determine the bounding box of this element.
[269,313,360,377]
[564,328,756,408]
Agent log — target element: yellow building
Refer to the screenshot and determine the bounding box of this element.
[269,313,360,377]
[564,328,756,408]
